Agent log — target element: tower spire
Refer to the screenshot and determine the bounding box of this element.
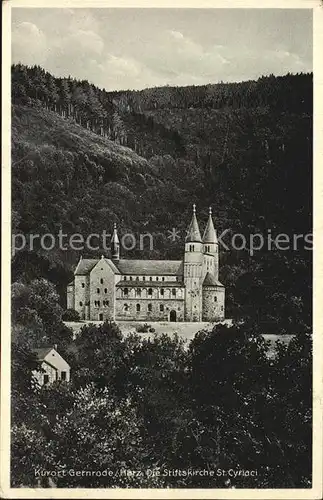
[111,223,120,260]
[203,206,217,244]
[186,204,202,242]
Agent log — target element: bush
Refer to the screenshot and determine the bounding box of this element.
[136,323,151,333]
[62,309,80,322]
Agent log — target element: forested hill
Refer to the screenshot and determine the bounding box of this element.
[11,65,312,331]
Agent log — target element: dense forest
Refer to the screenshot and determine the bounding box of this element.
[10,64,313,489]
[11,64,312,331]
[12,297,312,488]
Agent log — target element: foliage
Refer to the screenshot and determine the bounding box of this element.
[136,322,151,333]
[49,384,162,487]
[11,277,73,350]
[11,321,311,488]
[62,308,80,322]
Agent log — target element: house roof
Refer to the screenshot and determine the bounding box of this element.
[203,272,224,287]
[75,258,120,275]
[115,259,183,276]
[33,347,53,361]
[116,280,184,288]
[32,347,70,369]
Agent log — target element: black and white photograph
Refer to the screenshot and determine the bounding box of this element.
[1,1,322,497]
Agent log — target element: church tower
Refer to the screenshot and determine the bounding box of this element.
[184,204,203,321]
[202,207,219,280]
[111,223,120,261]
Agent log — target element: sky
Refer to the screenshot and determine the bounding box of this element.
[11,8,312,91]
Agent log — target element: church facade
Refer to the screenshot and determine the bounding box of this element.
[67,206,225,322]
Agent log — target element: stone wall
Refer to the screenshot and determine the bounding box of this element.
[202,254,216,281]
[89,259,115,321]
[202,286,225,321]
[74,275,88,320]
[116,297,185,321]
[67,284,74,310]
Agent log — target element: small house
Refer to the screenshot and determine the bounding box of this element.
[32,346,70,386]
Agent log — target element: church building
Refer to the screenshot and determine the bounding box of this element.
[67,206,225,322]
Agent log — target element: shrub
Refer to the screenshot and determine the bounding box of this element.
[62,308,80,322]
[136,323,151,333]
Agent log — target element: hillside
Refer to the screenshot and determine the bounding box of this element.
[11,65,312,331]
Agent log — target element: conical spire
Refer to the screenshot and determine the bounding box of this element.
[185,204,202,242]
[111,222,119,244]
[203,207,217,244]
[111,223,120,260]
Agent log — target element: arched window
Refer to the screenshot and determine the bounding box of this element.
[148,303,152,312]
[172,288,176,297]
[100,278,104,284]
[142,276,146,281]
[160,304,164,312]
[160,288,164,296]
[148,288,153,296]
[124,288,128,296]
[136,304,141,312]
[79,301,83,306]
[214,296,217,302]
[82,283,85,288]
[129,276,133,281]
[104,288,107,293]
[123,303,129,312]
[97,288,100,294]
[156,277,159,281]
[149,277,153,281]
[136,276,139,281]
[162,277,165,281]
[124,276,127,280]
[136,288,141,297]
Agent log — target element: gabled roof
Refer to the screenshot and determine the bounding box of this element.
[115,259,183,276]
[74,259,98,275]
[75,258,120,275]
[203,272,224,287]
[33,347,54,361]
[32,347,70,369]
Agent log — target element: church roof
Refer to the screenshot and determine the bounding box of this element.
[115,259,183,276]
[203,272,224,287]
[185,204,202,243]
[203,209,217,244]
[75,258,120,275]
